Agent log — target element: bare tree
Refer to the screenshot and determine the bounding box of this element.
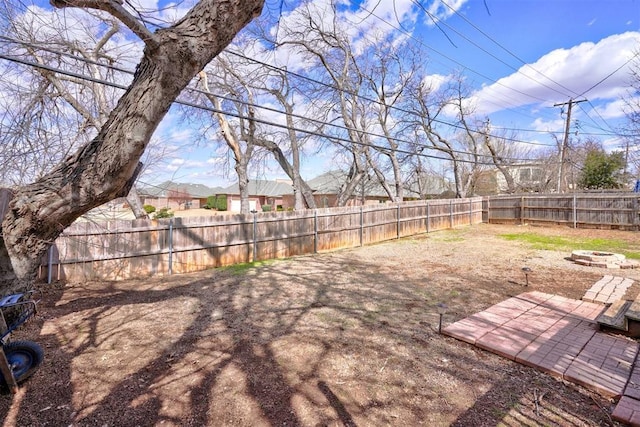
[0,7,151,218]
[361,37,421,202]
[530,138,563,193]
[259,67,317,209]
[193,44,317,211]
[0,0,264,294]
[408,73,484,198]
[481,121,517,193]
[197,57,259,214]
[276,1,372,206]
[622,52,640,178]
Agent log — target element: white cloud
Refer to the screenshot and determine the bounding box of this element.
[595,98,633,119]
[531,117,565,133]
[422,73,453,92]
[425,0,468,25]
[167,158,185,171]
[470,31,640,115]
[272,0,429,70]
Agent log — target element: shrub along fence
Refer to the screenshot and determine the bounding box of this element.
[483,193,640,230]
[39,198,484,282]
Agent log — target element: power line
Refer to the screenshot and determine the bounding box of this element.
[225,48,559,148]
[2,35,560,154]
[10,0,630,146]
[437,0,579,98]
[353,2,552,107]
[411,0,576,100]
[348,1,585,131]
[3,35,531,146]
[0,51,542,166]
[577,51,640,99]
[5,10,598,151]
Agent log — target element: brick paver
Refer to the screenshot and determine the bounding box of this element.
[564,333,637,397]
[442,291,640,426]
[625,364,640,400]
[613,396,640,426]
[582,275,633,304]
[476,325,537,360]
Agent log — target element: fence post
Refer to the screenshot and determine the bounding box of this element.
[573,194,577,229]
[253,213,258,261]
[426,201,430,233]
[469,199,473,225]
[397,203,401,239]
[486,197,490,224]
[314,210,318,253]
[47,245,53,284]
[450,200,454,228]
[634,197,639,231]
[168,218,173,275]
[360,206,364,247]
[520,196,525,225]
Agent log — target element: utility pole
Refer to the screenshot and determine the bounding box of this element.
[624,138,630,177]
[554,98,586,193]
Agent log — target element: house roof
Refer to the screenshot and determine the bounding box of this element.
[308,171,452,197]
[139,171,452,200]
[404,175,453,197]
[138,181,225,198]
[222,179,293,197]
[306,171,345,194]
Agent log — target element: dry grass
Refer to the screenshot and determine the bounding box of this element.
[3,223,638,426]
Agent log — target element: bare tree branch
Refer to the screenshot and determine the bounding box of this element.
[50,0,160,50]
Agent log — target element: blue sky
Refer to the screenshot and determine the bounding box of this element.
[144,0,640,188]
[16,0,636,188]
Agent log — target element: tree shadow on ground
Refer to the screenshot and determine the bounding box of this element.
[0,243,618,426]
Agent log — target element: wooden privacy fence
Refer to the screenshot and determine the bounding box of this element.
[483,193,640,230]
[39,198,483,282]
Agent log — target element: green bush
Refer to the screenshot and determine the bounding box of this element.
[215,194,227,211]
[154,207,174,219]
[202,195,229,211]
[262,205,271,212]
[143,204,156,214]
[276,205,283,211]
[204,195,216,210]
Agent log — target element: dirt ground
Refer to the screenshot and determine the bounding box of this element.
[3,223,640,426]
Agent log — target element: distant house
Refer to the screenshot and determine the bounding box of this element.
[474,164,551,195]
[138,170,454,214]
[404,174,455,199]
[138,181,225,210]
[282,171,453,208]
[280,171,388,208]
[221,179,294,212]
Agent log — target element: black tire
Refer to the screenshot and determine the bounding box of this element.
[1,340,44,385]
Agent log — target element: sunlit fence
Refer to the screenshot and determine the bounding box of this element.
[39,198,483,282]
[483,193,640,230]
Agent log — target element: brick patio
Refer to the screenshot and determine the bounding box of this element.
[583,275,635,304]
[443,291,640,426]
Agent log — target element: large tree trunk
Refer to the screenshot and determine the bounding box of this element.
[255,138,316,209]
[0,0,264,294]
[237,158,252,214]
[126,186,149,219]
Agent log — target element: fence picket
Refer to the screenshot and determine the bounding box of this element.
[38,198,484,281]
[485,193,640,230]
